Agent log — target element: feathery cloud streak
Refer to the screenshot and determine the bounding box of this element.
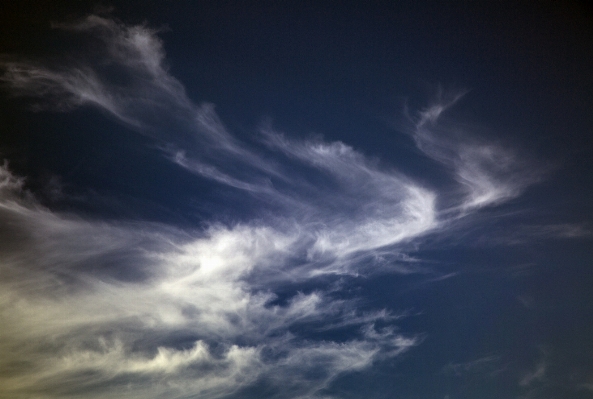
[412,89,543,211]
[0,15,549,399]
[0,162,417,399]
[1,15,440,270]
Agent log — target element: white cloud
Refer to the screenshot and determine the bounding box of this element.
[2,15,439,271]
[411,90,543,211]
[0,14,567,399]
[0,163,418,399]
[261,132,438,264]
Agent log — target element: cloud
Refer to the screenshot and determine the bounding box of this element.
[520,360,546,387]
[489,223,592,247]
[445,219,592,248]
[578,382,593,392]
[260,132,437,265]
[443,354,504,377]
[0,13,572,399]
[410,89,544,211]
[0,15,272,183]
[1,19,435,391]
[0,163,418,399]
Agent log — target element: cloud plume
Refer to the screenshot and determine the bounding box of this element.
[0,14,560,399]
[0,162,420,399]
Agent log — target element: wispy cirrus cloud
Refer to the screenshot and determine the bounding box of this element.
[443,354,505,378]
[520,360,547,387]
[0,15,438,265]
[0,13,568,399]
[0,162,419,399]
[411,88,544,211]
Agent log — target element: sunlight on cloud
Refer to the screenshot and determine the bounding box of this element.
[1,15,440,267]
[0,13,554,399]
[261,133,438,263]
[0,162,418,398]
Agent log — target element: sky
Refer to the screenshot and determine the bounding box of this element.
[0,1,592,398]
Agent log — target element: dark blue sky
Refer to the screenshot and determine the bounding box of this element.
[1,2,592,399]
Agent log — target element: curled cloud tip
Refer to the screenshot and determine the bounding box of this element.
[416,88,468,128]
[411,90,542,211]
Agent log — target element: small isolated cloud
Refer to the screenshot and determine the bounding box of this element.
[520,361,546,387]
[578,382,593,392]
[443,354,504,377]
[453,221,592,248]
